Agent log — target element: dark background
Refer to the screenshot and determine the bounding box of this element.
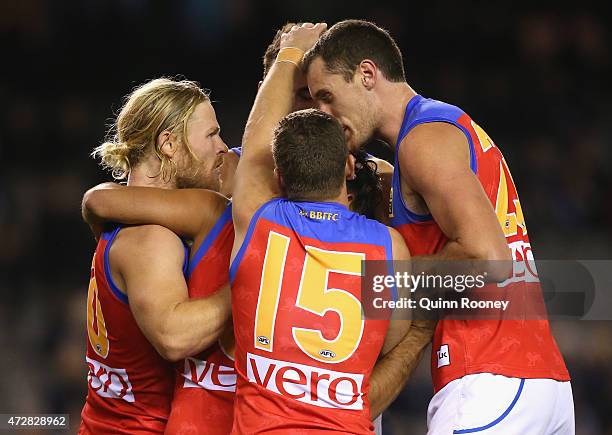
[1,1,611,434]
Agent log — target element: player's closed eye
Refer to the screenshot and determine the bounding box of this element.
[297,88,312,101]
[320,93,332,103]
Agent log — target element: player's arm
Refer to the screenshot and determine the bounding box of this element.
[82,182,228,240]
[113,225,231,362]
[369,320,435,418]
[369,228,436,418]
[232,23,326,236]
[219,148,241,198]
[399,122,512,280]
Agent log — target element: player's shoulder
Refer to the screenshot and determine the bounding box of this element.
[403,120,467,150]
[399,121,470,182]
[402,95,467,147]
[205,189,232,218]
[385,225,404,245]
[109,225,186,277]
[386,226,410,259]
[186,189,231,230]
[412,95,465,120]
[115,224,184,253]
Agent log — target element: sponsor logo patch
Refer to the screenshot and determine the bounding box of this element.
[246,352,364,410]
[86,357,135,403]
[437,344,450,368]
[182,357,236,392]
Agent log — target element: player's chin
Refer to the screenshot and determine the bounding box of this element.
[212,168,223,190]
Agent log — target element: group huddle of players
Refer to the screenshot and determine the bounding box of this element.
[78,20,574,435]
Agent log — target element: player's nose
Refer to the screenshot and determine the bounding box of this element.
[215,136,229,154]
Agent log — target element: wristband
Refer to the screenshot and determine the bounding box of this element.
[276,47,305,68]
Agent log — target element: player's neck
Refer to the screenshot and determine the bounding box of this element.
[292,186,350,208]
[375,83,418,148]
[127,164,177,189]
[319,185,350,208]
[329,188,350,208]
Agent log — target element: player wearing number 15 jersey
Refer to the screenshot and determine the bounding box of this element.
[230,23,412,434]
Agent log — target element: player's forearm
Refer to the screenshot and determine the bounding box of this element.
[82,182,120,225]
[83,184,222,239]
[369,321,435,418]
[155,287,231,362]
[241,61,296,161]
[414,240,512,283]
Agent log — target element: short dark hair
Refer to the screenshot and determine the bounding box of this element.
[304,20,406,83]
[262,22,299,79]
[273,109,348,201]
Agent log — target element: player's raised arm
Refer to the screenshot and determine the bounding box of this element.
[400,122,512,280]
[113,225,231,362]
[232,23,326,234]
[219,148,241,197]
[82,182,228,240]
[369,227,436,419]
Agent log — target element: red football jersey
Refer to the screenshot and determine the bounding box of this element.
[165,204,236,435]
[79,226,178,434]
[230,198,394,434]
[390,95,570,392]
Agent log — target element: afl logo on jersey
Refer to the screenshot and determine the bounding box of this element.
[319,349,336,359]
[257,336,270,346]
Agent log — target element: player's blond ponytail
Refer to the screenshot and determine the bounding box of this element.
[92,77,209,181]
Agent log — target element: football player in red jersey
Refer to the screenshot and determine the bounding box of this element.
[79,78,231,434]
[229,23,420,434]
[305,19,574,434]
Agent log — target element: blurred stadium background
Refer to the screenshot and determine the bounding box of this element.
[1,1,611,434]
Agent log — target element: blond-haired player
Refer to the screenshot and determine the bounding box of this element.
[79,78,231,434]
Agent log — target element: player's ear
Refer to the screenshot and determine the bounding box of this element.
[345,153,356,180]
[257,80,263,90]
[158,130,179,159]
[358,60,377,90]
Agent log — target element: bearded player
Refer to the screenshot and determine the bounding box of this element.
[305,19,573,434]
[230,23,416,434]
[79,78,231,434]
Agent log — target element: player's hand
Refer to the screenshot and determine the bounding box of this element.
[279,22,327,53]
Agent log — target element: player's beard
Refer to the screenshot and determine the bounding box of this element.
[175,153,222,191]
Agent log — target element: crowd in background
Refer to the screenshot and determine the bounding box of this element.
[0,1,611,433]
